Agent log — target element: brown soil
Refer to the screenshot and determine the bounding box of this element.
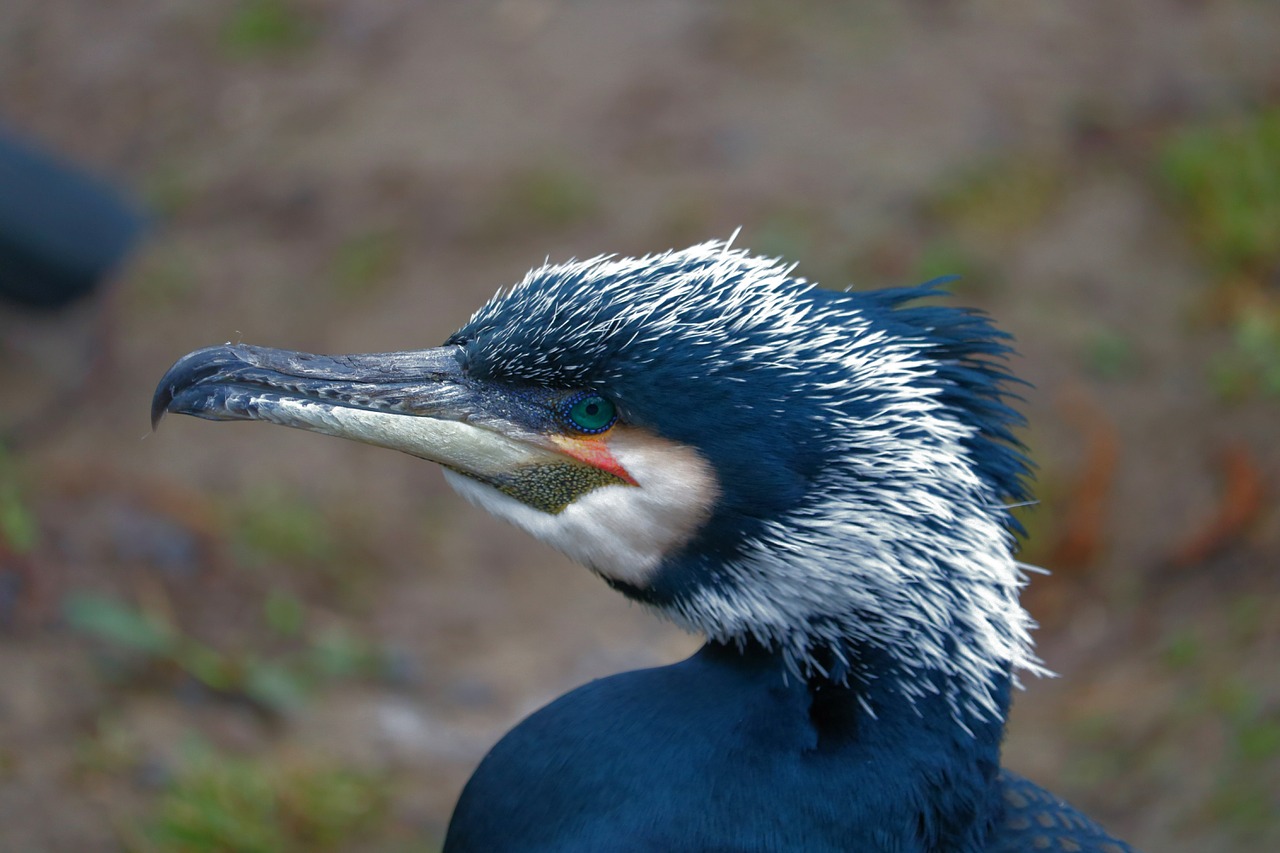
[2,2,1278,850]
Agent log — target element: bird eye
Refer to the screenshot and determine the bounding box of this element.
[562,392,617,434]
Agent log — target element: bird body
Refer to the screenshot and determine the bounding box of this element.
[448,640,1007,852]
[152,241,1136,852]
[0,127,144,310]
[449,641,1129,852]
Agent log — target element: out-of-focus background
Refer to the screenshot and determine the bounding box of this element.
[1,2,1278,850]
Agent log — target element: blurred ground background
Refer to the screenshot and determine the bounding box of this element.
[1,1,1279,850]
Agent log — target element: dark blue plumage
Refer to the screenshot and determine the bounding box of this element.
[447,642,1007,852]
[151,241,1137,852]
[0,127,144,310]
[448,643,1129,852]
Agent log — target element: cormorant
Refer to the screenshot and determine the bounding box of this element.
[152,242,1136,852]
[0,127,143,310]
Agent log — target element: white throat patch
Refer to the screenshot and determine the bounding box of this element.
[443,427,719,587]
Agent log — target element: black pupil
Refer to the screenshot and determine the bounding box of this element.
[584,403,599,416]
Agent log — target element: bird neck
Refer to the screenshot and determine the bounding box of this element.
[697,637,1009,845]
[717,634,1012,744]
[627,541,1031,731]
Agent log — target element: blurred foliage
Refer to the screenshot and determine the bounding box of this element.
[1061,710,1130,789]
[1207,306,1280,401]
[134,743,390,853]
[700,0,888,71]
[471,165,600,242]
[836,229,989,295]
[701,0,805,69]
[227,487,383,607]
[1058,605,1280,845]
[232,488,338,566]
[331,230,402,299]
[653,195,717,248]
[1201,677,1280,837]
[507,167,600,228]
[264,588,305,637]
[131,243,199,308]
[928,157,1065,243]
[0,445,38,553]
[143,163,199,219]
[1007,434,1062,569]
[900,155,1063,298]
[74,713,143,780]
[1158,108,1280,280]
[1157,602,1280,843]
[64,592,389,713]
[1162,629,1202,671]
[753,207,822,269]
[1081,328,1138,381]
[907,240,995,298]
[220,0,315,58]
[65,593,173,658]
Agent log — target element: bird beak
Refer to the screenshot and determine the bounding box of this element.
[150,344,613,501]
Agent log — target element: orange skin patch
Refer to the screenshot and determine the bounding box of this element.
[549,432,638,485]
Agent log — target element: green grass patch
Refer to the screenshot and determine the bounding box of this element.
[1236,714,1280,765]
[1207,306,1280,401]
[131,243,199,308]
[331,230,402,299]
[64,592,388,713]
[75,714,143,779]
[1227,594,1267,645]
[1060,712,1131,789]
[264,588,305,637]
[472,165,600,242]
[928,157,1065,243]
[752,207,821,266]
[1204,705,1280,838]
[233,488,337,566]
[0,445,37,553]
[143,164,199,219]
[507,167,599,229]
[1082,328,1138,380]
[221,0,315,59]
[1158,107,1280,279]
[909,241,986,290]
[137,745,390,853]
[226,487,382,606]
[653,195,717,248]
[1162,628,1202,672]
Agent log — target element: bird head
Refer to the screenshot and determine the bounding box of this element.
[153,240,1044,721]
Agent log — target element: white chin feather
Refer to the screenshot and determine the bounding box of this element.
[442,428,719,588]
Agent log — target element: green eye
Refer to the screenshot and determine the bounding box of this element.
[562,392,617,434]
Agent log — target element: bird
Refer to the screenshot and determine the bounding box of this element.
[0,128,145,448]
[152,241,1137,852]
[0,127,144,311]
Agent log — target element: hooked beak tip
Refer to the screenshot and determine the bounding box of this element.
[150,387,172,430]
